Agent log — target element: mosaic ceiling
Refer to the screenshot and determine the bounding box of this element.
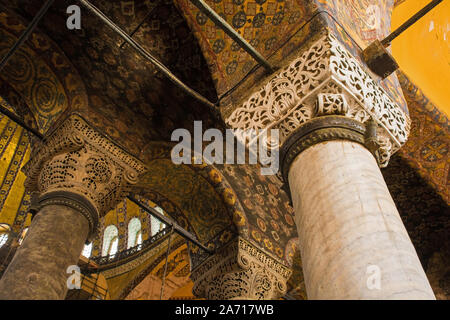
[174,0,407,115]
[1,0,223,150]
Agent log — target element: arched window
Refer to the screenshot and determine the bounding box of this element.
[102,225,118,257]
[150,206,165,236]
[109,236,118,258]
[82,243,92,258]
[127,218,142,249]
[0,224,10,248]
[18,227,28,245]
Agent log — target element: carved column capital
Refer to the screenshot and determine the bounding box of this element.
[279,115,380,186]
[23,114,147,237]
[191,237,292,300]
[226,31,410,168]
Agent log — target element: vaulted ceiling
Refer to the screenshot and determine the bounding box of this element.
[0,0,448,299]
[1,0,223,150]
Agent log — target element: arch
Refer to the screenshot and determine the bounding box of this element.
[137,141,249,268]
[127,218,142,249]
[0,80,39,132]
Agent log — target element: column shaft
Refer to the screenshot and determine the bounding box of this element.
[288,140,435,299]
[0,205,89,300]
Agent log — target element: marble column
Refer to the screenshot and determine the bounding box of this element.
[284,119,435,299]
[0,114,146,300]
[0,204,89,299]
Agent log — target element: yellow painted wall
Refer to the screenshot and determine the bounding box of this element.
[0,97,31,231]
[392,0,450,116]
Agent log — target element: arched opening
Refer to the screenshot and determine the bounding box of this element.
[102,225,119,258]
[82,243,92,259]
[127,218,142,249]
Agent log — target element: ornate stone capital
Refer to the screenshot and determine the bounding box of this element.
[191,237,292,300]
[23,114,147,237]
[279,115,377,185]
[226,32,410,167]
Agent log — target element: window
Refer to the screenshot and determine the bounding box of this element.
[102,225,118,257]
[82,243,92,258]
[109,237,118,258]
[136,231,142,246]
[0,224,11,248]
[127,218,142,249]
[0,233,8,248]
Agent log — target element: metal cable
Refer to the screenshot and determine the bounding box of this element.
[382,0,443,47]
[128,195,214,254]
[77,0,217,109]
[188,0,274,73]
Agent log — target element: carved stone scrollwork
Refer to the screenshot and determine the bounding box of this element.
[226,31,410,167]
[191,237,291,300]
[22,114,147,238]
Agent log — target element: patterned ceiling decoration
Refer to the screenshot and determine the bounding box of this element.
[0,79,39,134]
[137,141,245,267]
[88,197,156,259]
[174,0,407,116]
[217,163,297,264]
[175,0,316,95]
[0,12,74,133]
[0,5,163,156]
